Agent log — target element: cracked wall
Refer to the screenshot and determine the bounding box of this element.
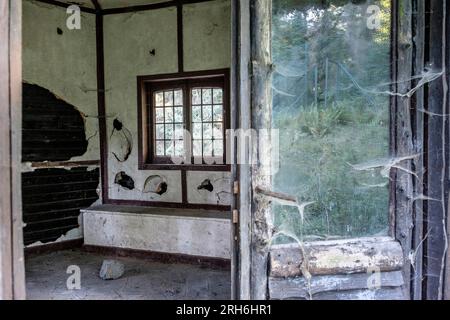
[22,0,100,246]
[104,0,232,206]
[23,0,99,162]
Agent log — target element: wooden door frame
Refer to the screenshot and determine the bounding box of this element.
[0,0,25,300]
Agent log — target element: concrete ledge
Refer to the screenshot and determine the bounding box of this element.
[82,205,231,259]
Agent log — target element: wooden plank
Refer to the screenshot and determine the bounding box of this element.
[269,271,404,300]
[410,0,425,300]
[0,0,13,300]
[237,0,251,301]
[310,287,405,301]
[424,0,449,300]
[250,0,273,300]
[10,0,25,299]
[0,0,25,300]
[270,237,404,278]
[230,0,238,300]
[392,0,415,299]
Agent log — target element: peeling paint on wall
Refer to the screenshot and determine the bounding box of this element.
[23,0,99,162]
[110,118,133,162]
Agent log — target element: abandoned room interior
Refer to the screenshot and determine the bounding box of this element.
[1,0,450,301]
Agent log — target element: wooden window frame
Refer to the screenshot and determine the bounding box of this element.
[138,69,231,171]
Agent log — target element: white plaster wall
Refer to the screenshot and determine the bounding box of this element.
[83,210,231,259]
[103,1,232,205]
[183,0,231,71]
[104,7,183,202]
[23,0,99,162]
[187,171,232,205]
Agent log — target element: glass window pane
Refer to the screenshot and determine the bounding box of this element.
[213,140,223,157]
[174,124,184,139]
[155,124,164,139]
[165,141,174,156]
[213,123,223,139]
[155,108,164,123]
[156,141,165,156]
[192,89,201,105]
[174,107,183,123]
[174,89,183,106]
[203,123,212,139]
[202,89,212,104]
[202,105,212,121]
[203,140,212,156]
[164,91,173,106]
[175,140,184,156]
[213,105,223,121]
[193,140,202,157]
[192,123,202,139]
[213,89,223,104]
[192,106,202,122]
[271,0,391,240]
[155,92,164,107]
[165,107,174,123]
[165,124,174,140]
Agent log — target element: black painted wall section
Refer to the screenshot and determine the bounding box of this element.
[22,83,88,162]
[22,168,100,245]
[22,83,99,245]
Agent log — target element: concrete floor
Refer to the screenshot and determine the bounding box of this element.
[25,249,231,300]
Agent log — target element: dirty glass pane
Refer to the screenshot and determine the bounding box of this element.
[174,107,183,123]
[272,0,391,241]
[174,89,183,106]
[192,106,202,122]
[165,107,174,123]
[192,89,202,105]
[164,91,173,106]
[202,89,212,104]
[156,141,165,155]
[202,105,213,121]
[213,88,223,104]
[213,105,223,121]
[190,87,225,161]
[155,92,164,107]
[155,108,164,123]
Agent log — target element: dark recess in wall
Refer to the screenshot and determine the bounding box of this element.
[22,83,88,162]
[22,168,100,245]
[22,83,98,245]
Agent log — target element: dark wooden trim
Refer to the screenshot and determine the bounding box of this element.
[423,0,449,300]
[105,198,231,211]
[101,0,215,15]
[95,12,108,204]
[181,169,188,203]
[177,1,184,73]
[91,0,101,12]
[34,0,96,14]
[24,239,84,257]
[83,244,231,270]
[30,160,100,168]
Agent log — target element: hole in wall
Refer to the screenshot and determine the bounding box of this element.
[114,171,135,190]
[110,118,133,163]
[22,83,88,162]
[198,179,214,192]
[143,175,168,195]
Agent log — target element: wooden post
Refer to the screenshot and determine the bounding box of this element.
[0,0,25,300]
[250,0,273,300]
[392,0,415,300]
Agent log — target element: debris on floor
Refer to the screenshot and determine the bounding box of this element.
[99,260,125,280]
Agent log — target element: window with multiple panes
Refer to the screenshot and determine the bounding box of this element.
[139,71,228,168]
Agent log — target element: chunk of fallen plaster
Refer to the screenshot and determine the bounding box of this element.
[99,260,125,280]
